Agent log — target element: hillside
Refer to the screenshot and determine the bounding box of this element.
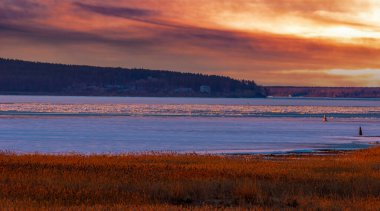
[0,58,266,98]
[266,86,380,98]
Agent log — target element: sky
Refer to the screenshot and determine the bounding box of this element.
[1,0,380,86]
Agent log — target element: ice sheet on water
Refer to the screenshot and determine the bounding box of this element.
[1,96,380,154]
[0,116,378,154]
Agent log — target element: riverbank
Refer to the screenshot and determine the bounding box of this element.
[0,147,379,210]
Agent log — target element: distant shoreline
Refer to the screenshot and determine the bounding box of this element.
[1,92,380,99]
[266,86,380,98]
[0,92,262,98]
[3,58,380,98]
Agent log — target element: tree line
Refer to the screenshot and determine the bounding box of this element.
[0,58,266,97]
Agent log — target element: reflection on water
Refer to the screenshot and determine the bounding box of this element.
[2,103,380,118]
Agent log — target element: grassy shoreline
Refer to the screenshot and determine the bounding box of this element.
[0,147,379,210]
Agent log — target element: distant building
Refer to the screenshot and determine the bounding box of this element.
[200,85,211,94]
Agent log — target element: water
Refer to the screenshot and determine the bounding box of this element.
[0,95,379,154]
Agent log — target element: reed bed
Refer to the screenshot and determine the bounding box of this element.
[0,147,379,210]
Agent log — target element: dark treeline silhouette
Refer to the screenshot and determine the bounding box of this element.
[0,58,266,97]
[266,86,380,98]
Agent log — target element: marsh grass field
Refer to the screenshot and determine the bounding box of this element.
[0,147,379,210]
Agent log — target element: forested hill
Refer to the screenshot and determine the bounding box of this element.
[0,58,266,97]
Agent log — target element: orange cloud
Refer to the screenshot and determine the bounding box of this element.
[0,0,380,86]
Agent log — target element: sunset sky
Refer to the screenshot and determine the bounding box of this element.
[1,0,380,86]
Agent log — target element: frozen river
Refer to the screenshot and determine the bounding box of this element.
[0,95,379,154]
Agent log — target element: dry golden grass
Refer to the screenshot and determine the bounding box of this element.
[0,147,379,210]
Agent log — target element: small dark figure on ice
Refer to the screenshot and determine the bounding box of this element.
[359,126,363,136]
